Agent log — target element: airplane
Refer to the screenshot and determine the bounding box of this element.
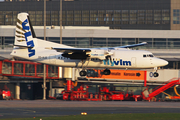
[10,12,168,77]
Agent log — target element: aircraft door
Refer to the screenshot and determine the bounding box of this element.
[49,54,56,64]
[131,57,136,67]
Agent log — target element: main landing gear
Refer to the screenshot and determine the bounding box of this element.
[103,69,111,75]
[79,59,111,77]
[79,69,111,76]
[79,70,87,76]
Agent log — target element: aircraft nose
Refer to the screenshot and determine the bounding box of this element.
[159,59,168,66]
[152,58,168,67]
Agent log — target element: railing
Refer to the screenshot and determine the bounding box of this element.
[150,78,179,92]
[147,78,180,99]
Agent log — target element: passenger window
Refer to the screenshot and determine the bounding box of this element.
[143,55,146,57]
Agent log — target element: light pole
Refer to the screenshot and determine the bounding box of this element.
[60,0,62,44]
[43,0,46,100]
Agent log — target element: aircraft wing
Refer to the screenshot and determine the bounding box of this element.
[118,42,147,48]
[49,42,147,59]
[50,42,147,52]
[51,47,91,53]
[50,47,91,59]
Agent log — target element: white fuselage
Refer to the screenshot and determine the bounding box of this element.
[11,38,168,69]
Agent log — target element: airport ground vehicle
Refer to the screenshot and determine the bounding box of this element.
[61,80,143,101]
[60,78,180,101]
[0,85,13,100]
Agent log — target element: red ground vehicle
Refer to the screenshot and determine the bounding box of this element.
[0,85,13,100]
[62,81,91,101]
[124,90,143,101]
[99,87,124,101]
[62,85,89,101]
[2,90,11,100]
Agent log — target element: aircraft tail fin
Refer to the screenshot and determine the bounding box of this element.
[14,12,36,47]
[12,13,37,58]
[12,12,73,58]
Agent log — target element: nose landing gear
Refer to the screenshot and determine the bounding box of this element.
[153,67,159,77]
[103,69,111,75]
[153,72,159,77]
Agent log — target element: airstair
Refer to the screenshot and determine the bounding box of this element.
[143,78,180,100]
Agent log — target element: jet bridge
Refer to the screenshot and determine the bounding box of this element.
[0,59,59,79]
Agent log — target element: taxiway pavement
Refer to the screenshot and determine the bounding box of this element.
[0,100,180,119]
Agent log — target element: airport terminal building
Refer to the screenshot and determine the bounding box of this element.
[0,0,180,67]
[0,0,180,100]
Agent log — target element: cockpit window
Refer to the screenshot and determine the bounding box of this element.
[149,54,154,57]
[143,54,154,58]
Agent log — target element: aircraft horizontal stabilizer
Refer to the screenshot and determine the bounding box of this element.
[13,44,34,49]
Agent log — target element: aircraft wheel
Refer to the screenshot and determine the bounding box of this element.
[104,69,111,75]
[79,70,87,76]
[153,72,159,77]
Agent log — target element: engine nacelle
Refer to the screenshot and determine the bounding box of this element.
[62,52,88,59]
[89,49,106,60]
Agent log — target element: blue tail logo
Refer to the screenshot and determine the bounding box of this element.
[22,19,35,57]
